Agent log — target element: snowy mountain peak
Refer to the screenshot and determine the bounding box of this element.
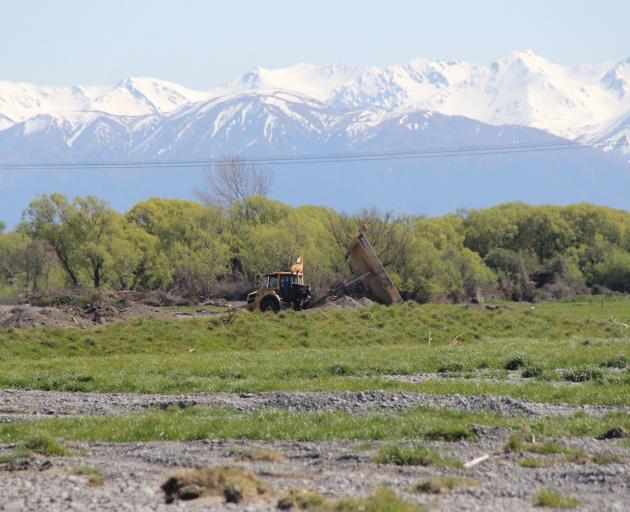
[226,63,361,100]
[601,58,630,98]
[1,52,630,159]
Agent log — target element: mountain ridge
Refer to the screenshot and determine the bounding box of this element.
[1,51,629,157]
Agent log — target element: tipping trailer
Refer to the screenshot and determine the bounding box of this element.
[344,230,403,305]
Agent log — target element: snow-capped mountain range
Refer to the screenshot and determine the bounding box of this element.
[1,51,630,227]
[1,50,629,160]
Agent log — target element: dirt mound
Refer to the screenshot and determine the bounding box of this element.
[2,289,186,329]
[317,295,375,311]
[0,306,93,329]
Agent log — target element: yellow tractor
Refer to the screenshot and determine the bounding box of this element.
[245,257,312,312]
[245,230,402,313]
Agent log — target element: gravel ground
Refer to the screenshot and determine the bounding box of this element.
[1,435,628,511]
[1,390,628,424]
[1,390,628,510]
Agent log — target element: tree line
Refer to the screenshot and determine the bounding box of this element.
[1,162,630,303]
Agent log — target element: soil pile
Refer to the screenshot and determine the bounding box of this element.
[0,289,187,329]
[317,295,375,311]
[0,306,92,329]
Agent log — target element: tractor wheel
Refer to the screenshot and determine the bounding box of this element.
[260,297,280,314]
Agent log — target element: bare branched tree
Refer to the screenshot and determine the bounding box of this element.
[197,156,272,208]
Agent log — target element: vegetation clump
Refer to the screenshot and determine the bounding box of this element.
[410,476,471,494]
[74,465,104,486]
[161,466,267,504]
[22,433,70,456]
[521,365,545,378]
[598,427,628,439]
[333,487,422,512]
[602,355,628,369]
[504,352,529,371]
[373,444,460,467]
[519,457,548,468]
[233,448,285,462]
[563,366,604,383]
[437,362,466,373]
[533,489,579,509]
[277,489,329,510]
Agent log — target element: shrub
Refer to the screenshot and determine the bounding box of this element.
[504,352,529,371]
[504,433,525,453]
[602,355,628,369]
[521,365,544,378]
[563,366,604,383]
[437,362,465,373]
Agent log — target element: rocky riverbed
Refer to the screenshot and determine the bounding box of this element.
[2,390,629,423]
[1,435,628,511]
[1,390,629,511]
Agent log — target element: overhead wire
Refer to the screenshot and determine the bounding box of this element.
[0,136,620,170]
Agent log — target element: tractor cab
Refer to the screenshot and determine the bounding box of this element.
[265,272,302,297]
[246,258,312,312]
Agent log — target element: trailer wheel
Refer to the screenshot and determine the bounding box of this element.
[260,297,280,313]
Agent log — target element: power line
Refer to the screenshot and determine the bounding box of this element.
[0,138,612,171]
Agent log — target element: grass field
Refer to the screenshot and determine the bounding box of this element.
[1,298,629,404]
[1,407,628,444]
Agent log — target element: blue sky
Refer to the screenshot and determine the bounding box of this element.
[1,0,628,88]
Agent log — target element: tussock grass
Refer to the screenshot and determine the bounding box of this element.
[0,433,71,463]
[563,367,605,383]
[592,453,624,465]
[507,433,596,464]
[533,489,580,509]
[373,444,460,467]
[232,448,285,462]
[372,444,461,467]
[277,489,329,510]
[74,465,104,485]
[333,487,422,512]
[22,433,70,456]
[602,355,629,369]
[278,486,422,512]
[504,352,529,371]
[519,457,549,468]
[161,466,267,504]
[410,476,472,494]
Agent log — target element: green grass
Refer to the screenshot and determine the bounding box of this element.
[519,457,548,468]
[22,433,70,456]
[505,434,595,464]
[0,407,628,444]
[332,487,421,512]
[0,433,71,462]
[533,489,580,509]
[74,465,104,485]
[1,300,630,404]
[278,486,423,512]
[410,476,472,494]
[373,444,460,467]
[592,453,624,465]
